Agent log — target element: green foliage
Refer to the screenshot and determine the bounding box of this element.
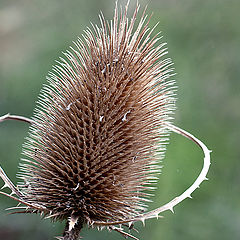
[0,0,239,239]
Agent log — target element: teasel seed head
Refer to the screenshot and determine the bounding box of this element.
[7,1,176,239]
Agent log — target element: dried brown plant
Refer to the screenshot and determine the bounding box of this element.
[0,1,211,240]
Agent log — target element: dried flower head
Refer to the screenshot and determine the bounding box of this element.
[0,1,211,240]
[21,1,174,226]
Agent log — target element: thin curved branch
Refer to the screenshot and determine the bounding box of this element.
[109,226,139,240]
[0,166,23,197]
[0,113,34,124]
[93,123,211,226]
[0,190,46,212]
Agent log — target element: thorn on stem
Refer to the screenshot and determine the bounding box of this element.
[169,207,174,213]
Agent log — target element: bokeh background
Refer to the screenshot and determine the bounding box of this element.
[0,0,239,239]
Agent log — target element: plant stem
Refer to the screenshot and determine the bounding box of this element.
[0,113,34,124]
[63,216,84,240]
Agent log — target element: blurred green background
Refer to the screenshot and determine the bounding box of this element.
[0,0,239,239]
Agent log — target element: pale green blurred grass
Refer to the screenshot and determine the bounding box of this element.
[0,0,239,239]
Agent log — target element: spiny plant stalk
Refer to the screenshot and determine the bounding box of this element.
[0,1,211,240]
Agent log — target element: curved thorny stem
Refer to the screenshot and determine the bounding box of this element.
[0,113,34,125]
[0,114,211,240]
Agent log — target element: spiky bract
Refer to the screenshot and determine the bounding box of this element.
[18,3,175,228]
